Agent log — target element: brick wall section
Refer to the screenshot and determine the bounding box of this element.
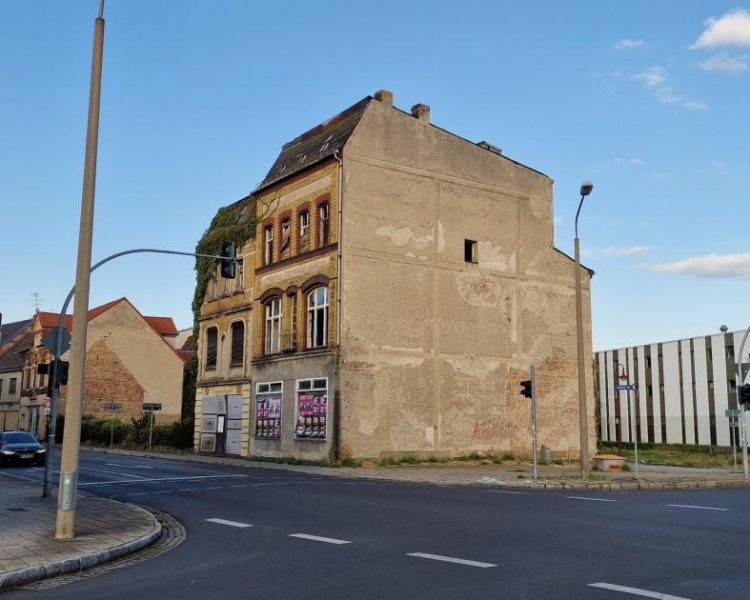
[58,340,145,421]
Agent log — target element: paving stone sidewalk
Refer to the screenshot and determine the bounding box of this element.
[0,475,161,591]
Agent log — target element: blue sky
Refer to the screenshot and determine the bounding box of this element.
[1,1,749,351]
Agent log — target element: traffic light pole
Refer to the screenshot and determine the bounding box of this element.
[736,328,750,479]
[530,365,538,480]
[43,247,229,504]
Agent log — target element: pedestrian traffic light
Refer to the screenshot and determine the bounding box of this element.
[739,384,750,407]
[520,379,532,399]
[220,242,236,279]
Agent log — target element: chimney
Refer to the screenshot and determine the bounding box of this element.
[411,103,430,123]
[374,90,393,107]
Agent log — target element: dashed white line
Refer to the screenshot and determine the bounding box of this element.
[289,533,351,545]
[154,490,173,494]
[229,484,248,488]
[205,486,224,490]
[566,496,615,502]
[490,490,526,495]
[178,488,199,492]
[407,552,497,569]
[589,582,692,599]
[206,518,253,528]
[667,504,728,512]
[79,474,247,487]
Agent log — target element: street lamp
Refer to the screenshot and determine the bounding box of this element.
[574,181,593,479]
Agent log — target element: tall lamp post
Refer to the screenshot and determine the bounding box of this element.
[575,181,593,479]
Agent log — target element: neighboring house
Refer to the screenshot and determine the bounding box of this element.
[0,319,33,431]
[597,329,750,448]
[21,298,186,438]
[196,90,595,461]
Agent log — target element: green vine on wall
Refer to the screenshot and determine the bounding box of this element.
[192,195,257,337]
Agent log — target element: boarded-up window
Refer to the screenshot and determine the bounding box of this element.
[206,327,218,370]
[230,321,244,365]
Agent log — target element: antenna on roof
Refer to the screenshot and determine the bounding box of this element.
[29,291,44,313]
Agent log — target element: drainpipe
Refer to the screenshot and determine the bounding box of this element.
[332,150,344,462]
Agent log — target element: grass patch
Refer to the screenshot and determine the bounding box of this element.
[598,441,734,468]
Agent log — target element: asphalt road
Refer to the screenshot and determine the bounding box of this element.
[5,450,750,600]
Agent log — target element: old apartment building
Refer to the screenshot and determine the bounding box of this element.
[195,90,595,461]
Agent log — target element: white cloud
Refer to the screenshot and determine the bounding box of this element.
[633,66,667,87]
[604,246,652,257]
[700,52,749,71]
[614,39,644,50]
[632,66,708,110]
[644,253,750,278]
[692,8,750,49]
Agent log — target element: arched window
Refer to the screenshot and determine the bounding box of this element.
[230,321,244,365]
[306,286,328,349]
[205,327,218,370]
[265,298,282,355]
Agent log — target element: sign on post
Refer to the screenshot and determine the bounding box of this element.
[41,329,71,357]
[142,403,162,411]
[614,384,635,392]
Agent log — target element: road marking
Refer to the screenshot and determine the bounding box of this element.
[407,552,497,568]
[206,518,253,528]
[205,486,224,490]
[80,466,153,479]
[667,504,728,512]
[178,488,199,492]
[123,492,147,497]
[289,533,351,545]
[228,484,247,488]
[153,490,173,494]
[490,490,526,495]
[566,496,615,502]
[104,462,154,469]
[79,474,247,487]
[588,582,692,599]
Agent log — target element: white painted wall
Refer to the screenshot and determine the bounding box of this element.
[636,346,648,443]
[711,334,730,446]
[692,337,711,445]
[650,344,662,443]
[680,340,695,445]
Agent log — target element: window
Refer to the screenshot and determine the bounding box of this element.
[0,379,3,400]
[299,211,310,253]
[264,225,274,266]
[280,219,291,259]
[230,321,244,365]
[645,356,651,369]
[9,378,17,395]
[255,382,282,439]
[265,298,282,354]
[289,293,298,352]
[464,239,477,263]
[205,327,218,370]
[727,346,735,360]
[295,378,328,440]
[307,286,328,349]
[318,203,330,247]
[234,258,244,292]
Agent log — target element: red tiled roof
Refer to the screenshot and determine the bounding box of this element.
[143,316,178,337]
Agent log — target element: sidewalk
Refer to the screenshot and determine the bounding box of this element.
[2,450,748,591]
[0,476,161,591]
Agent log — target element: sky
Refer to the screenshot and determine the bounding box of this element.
[1,1,749,351]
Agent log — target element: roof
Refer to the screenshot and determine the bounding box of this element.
[0,332,33,373]
[36,298,177,337]
[0,319,33,350]
[256,96,371,193]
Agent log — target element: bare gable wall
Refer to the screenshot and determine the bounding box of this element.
[338,98,594,459]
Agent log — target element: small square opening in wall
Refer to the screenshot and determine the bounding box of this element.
[464,239,477,263]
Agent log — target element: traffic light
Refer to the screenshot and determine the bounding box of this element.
[739,384,750,408]
[220,242,237,279]
[520,379,532,399]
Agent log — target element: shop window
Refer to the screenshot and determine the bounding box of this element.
[295,378,328,440]
[230,321,244,366]
[264,225,274,266]
[299,211,310,253]
[205,327,218,370]
[255,381,282,439]
[318,203,330,247]
[307,286,328,349]
[280,219,291,259]
[265,298,282,355]
[464,239,477,263]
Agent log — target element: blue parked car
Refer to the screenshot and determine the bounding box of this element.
[0,431,47,466]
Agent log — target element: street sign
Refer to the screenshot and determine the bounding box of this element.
[742,363,750,382]
[614,384,635,391]
[726,409,742,418]
[143,403,162,411]
[103,403,122,411]
[41,329,71,357]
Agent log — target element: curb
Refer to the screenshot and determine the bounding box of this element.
[0,501,162,591]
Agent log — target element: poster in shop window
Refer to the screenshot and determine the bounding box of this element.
[295,394,327,440]
[255,395,281,439]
